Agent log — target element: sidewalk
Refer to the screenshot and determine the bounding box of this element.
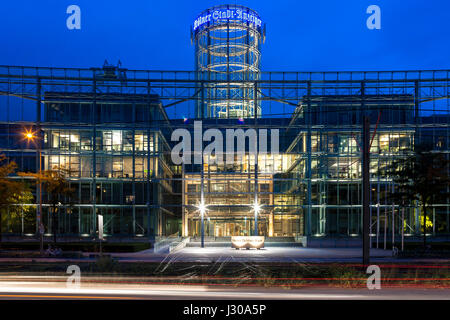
[1,246,449,264]
[0,246,396,263]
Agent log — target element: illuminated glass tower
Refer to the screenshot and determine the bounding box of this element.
[191,4,265,119]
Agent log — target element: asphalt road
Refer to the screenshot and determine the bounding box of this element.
[0,279,449,300]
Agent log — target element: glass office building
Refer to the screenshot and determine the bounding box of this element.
[0,5,449,245]
[41,90,180,238]
[2,66,449,245]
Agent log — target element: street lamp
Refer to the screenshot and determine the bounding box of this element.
[24,130,44,255]
[251,201,261,236]
[196,201,208,248]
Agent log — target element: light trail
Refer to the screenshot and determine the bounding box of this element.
[0,282,450,300]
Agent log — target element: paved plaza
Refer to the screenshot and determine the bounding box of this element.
[110,246,394,263]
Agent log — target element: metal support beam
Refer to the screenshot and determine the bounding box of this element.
[36,77,43,255]
[254,81,259,236]
[362,115,371,265]
[200,156,205,248]
[305,81,312,237]
[200,87,205,248]
[362,80,371,266]
[91,76,97,236]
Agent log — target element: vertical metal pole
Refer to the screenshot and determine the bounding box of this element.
[384,207,387,250]
[200,159,204,248]
[39,148,43,252]
[154,135,160,238]
[376,193,380,249]
[254,185,258,236]
[401,207,405,251]
[92,76,97,236]
[414,80,420,123]
[181,149,186,237]
[306,81,312,237]
[226,22,230,117]
[98,215,103,257]
[36,77,44,255]
[369,194,372,249]
[362,115,370,265]
[254,81,258,236]
[206,30,211,118]
[200,84,205,248]
[392,184,395,249]
[414,80,421,236]
[201,76,205,119]
[392,203,395,249]
[146,83,152,242]
[131,104,136,236]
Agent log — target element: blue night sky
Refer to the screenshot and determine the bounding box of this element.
[1,0,449,72]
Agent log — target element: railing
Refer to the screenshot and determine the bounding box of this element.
[169,237,190,253]
[153,232,180,253]
[294,235,307,247]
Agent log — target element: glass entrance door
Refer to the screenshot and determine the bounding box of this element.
[189,217,268,237]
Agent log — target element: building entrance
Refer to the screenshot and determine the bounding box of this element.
[188,217,268,237]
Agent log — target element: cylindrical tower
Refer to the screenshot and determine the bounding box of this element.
[191,5,265,119]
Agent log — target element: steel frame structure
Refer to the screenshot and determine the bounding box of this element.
[192,5,264,119]
[1,67,449,119]
[0,65,449,243]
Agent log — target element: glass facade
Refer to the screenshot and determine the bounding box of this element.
[0,65,449,245]
[0,90,181,239]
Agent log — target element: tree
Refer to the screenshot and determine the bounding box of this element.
[0,155,32,246]
[381,145,450,249]
[1,187,34,234]
[19,167,74,245]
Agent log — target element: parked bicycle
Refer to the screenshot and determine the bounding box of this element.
[45,245,62,257]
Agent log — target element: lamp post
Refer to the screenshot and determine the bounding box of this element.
[24,130,44,255]
[197,202,207,248]
[252,201,261,236]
